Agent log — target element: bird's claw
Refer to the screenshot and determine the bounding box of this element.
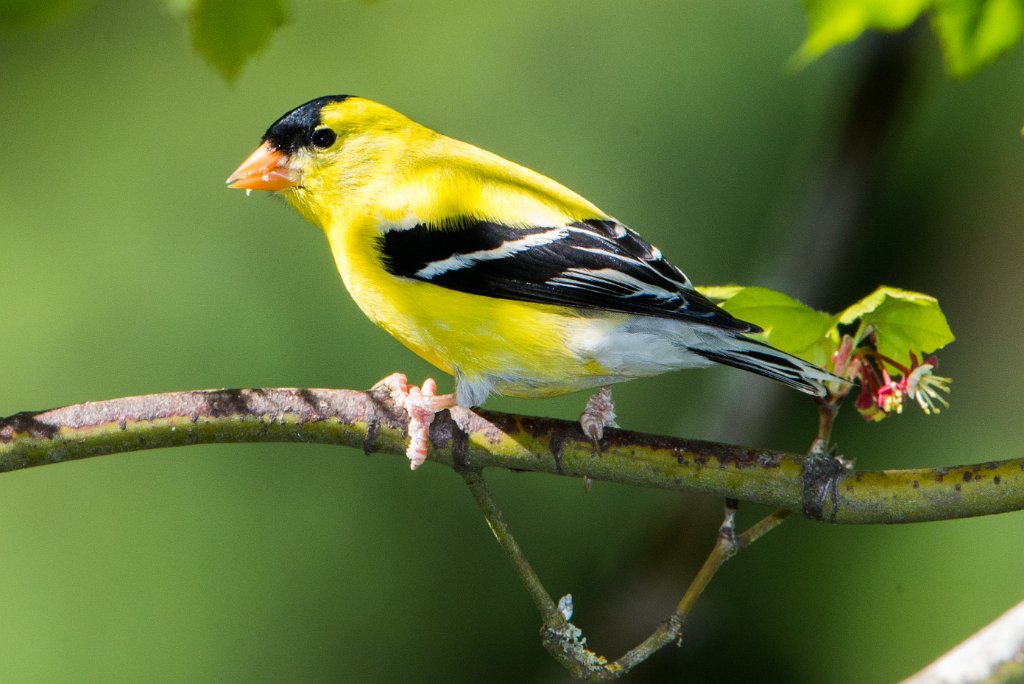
[373,373,455,470]
[579,386,618,452]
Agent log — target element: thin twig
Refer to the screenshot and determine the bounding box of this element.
[612,504,790,674]
[814,398,840,448]
[738,508,792,548]
[463,469,792,678]
[460,469,613,679]
[460,469,562,627]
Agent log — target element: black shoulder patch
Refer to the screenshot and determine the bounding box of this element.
[377,217,755,332]
[263,94,352,154]
[379,217,519,278]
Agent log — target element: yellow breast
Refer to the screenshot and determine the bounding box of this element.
[325,215,614,398]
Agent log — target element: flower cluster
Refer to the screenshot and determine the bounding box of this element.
[830,336,952,422]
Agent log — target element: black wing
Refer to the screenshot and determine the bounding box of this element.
[378,217,756,333]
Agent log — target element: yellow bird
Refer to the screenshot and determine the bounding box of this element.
[228,95,834,468]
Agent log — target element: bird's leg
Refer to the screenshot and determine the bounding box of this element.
[579,385,618,451]
[372,373,456,470]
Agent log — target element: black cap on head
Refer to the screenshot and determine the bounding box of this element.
[263,95,352,154]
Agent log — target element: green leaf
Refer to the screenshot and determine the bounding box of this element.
[698,285,745,302]
[838,286,955,367]
[931,0,1024,78]
[795,0,1024,79]
[794,0,930,66]
[190,0,287,83]
[700,285,838,366]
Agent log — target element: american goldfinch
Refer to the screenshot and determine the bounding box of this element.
[227,95,835,468]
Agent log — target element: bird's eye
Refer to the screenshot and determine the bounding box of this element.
[310,127,337,149]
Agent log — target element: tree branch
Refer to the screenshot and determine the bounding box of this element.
[900,599,1024,684]
[0,388,1021,524]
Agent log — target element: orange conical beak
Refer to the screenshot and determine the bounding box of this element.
[226,141,299,191]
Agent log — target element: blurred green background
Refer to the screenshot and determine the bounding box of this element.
[2,1,1022,682]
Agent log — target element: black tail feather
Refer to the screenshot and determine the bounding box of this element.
[690,338,839,397]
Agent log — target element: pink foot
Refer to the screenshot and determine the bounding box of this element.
[373,373,456,470]
[579,385,618,448]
